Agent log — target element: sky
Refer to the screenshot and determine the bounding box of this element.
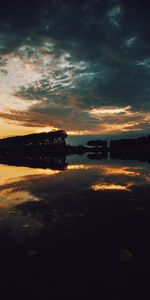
[0,0,150,139]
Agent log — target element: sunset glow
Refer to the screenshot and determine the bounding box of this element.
[0,0,150,293]
[89,106,131,117]
[0,0,150,138]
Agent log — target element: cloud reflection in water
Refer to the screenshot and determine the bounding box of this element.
[0,160,149,214]
[91,183,132,191]
[0,158,150,251]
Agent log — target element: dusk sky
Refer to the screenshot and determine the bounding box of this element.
[0,0,150,139]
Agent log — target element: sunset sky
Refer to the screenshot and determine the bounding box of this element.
[0,0,150,139]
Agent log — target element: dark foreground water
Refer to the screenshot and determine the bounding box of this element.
[0,155,150,298]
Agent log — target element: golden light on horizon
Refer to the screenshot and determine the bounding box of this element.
[102,122,141,132]
[0,106,148,137]
[89,106,131,117]
[67,130,90,136]
[35,126,59,133]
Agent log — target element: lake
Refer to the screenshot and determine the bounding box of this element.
[0,154,150,296]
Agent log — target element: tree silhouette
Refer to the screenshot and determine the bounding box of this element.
[0,130,68,148]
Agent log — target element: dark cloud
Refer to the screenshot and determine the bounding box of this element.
[0,110,59,128]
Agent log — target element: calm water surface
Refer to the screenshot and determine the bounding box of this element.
[0,155,150,295]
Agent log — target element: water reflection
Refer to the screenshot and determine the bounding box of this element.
[0,153,67,170]
[0,156,150,252]
[0,164,61,183]
[91,183,132,191]
[0,160,150,212]
[0,155,150,293]
[101,166,141,176]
